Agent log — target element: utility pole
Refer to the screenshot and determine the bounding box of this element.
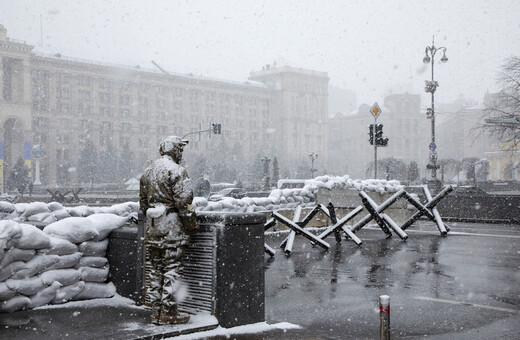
[423,36,448,187]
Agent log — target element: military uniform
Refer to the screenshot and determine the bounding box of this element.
[140,136,197,325]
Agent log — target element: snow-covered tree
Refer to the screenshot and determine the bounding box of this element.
[407,161,419,184]
[479,56,520,146]
[117,142,136,182]
[77,139,98,188]
[272,156,280,188]
[8,158,29,196]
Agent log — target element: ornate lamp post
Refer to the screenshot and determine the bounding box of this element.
[309,152,318,178]
[423,37,448,184]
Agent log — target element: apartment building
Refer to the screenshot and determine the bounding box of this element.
[0,25,329,190]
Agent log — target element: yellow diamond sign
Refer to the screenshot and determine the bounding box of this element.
[370,102,382,119]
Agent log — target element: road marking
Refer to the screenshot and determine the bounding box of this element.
[448,231,520,238]
[414,296,519,314]
[373,226,520,239]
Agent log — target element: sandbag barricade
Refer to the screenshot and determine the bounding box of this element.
[0,206,136,313]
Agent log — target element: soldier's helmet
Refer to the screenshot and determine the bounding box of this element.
[159,136,189,159]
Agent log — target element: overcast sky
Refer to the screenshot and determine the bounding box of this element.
[1,0,520,108]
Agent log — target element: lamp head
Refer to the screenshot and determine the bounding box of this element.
[440,51,448,63]
[423,54,431,64]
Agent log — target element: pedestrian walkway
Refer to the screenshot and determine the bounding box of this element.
[0,296,218,340]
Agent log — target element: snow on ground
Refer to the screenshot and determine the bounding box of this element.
[32,293,141,310]
[167,321,302,340]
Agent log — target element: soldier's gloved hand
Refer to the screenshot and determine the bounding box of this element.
[179,208,197,232]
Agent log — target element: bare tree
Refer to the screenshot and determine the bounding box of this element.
[479,56,520,146]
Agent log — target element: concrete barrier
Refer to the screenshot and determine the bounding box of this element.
[107,211,266,328]
[436,194,520,224]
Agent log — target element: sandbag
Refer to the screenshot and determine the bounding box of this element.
[74,257,108,268]
[16,223,51,249]
[0,248,35,269]
[52,281,85,304]
[0,201,15,214]
[21,202,50,218]
[47,202,64,212]
[99,202,134,216]
[0,282,16,301]
[43,218,98,243]
[39,268,82,286]
[38,236,78,256]
[72,282,116,300]
[86,214,130,240]
[78,239,109,257]
[52,209,71,220]
[0,261,28,281]
[27,281,61,309]
[0,220,22,250]
[45,252,83,271]
[67,205,95,217]
[14,203,29,215]
[10,255,60,280]
[0,295,31,313]
[6,277,46,295]
[42,214,58,225]
[78,266,109,283]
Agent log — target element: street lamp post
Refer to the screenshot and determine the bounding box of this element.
[423,36,448,186]
[309,152,318,178]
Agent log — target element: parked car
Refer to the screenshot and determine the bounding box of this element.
[452,186,489,196]
[208,188,247,201]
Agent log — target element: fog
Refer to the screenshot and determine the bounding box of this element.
[2,0,520,105]
[0,0,519,189]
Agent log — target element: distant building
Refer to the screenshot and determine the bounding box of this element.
[0,25,329,190]
[328,93,429,179]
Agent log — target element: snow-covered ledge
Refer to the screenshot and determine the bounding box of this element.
[194,175,404,213]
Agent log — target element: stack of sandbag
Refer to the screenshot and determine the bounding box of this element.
[0,213,131,313]
[0,201,139,225]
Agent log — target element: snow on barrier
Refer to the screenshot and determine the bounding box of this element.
[194,176,403,213]
[0,201,137,313]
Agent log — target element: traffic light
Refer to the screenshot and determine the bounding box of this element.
[368,124,374,145]
[212,123,222,134]
[426,108,433,119]
[375,123,389,146]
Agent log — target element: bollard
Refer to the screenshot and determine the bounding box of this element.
[379,295,390,340]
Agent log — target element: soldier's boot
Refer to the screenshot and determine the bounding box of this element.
[151,304,161,325]
[159,306,190,325]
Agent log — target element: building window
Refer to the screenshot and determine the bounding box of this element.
[99,78,111,89]
[99,92,111,103]
[119,95,130,106]
[156,98,166,108]
[56,88,69,99]
[78,76,91,86]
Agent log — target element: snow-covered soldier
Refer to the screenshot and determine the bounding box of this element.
[139,135,197,325]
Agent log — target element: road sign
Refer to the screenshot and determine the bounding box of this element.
[370,102,382,119]
[429,142,436,151]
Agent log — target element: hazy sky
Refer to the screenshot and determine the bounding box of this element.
[2,0,520,108]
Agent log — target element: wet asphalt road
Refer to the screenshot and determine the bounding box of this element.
[256,221,520,339]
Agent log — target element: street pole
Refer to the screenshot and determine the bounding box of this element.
[369,103,383,179]
[309,152,318,178]
[374,118,378,179]
[423,36,448,186]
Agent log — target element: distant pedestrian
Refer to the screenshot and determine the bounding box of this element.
[193,171,211,198]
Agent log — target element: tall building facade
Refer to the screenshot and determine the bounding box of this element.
[249,65,329,175]
[0,26,329,190]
